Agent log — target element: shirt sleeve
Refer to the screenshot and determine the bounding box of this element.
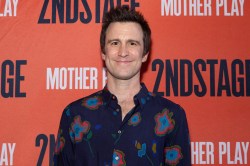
[164,106,191,166]
[53,106,75,166]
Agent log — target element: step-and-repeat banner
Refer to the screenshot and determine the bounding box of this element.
[0,0,249,165]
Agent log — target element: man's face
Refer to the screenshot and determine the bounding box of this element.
[102,22,148,81]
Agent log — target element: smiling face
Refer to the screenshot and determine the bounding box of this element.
[102,22,148,81]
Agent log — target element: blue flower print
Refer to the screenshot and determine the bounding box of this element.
[128,112,141,126]
[112,149,126,166]
[164,145,183,165]
[82,96,103,110]
[69,115,90,143]
[154,108,175,136]
[138,143,146,157]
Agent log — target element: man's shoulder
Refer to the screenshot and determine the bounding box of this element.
[64,90,103,111]
[152,94,185,115]
[153,94,179,107]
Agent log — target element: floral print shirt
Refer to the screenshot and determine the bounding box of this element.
[53,83,191,166]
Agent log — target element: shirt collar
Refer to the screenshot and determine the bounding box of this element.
[101,83,152,109]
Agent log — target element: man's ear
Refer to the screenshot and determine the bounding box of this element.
[142,52,149,62]
[101,53,106,60]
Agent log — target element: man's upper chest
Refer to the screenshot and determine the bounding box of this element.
[81,98,167,143]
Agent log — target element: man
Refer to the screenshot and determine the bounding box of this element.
[53,6,191,166]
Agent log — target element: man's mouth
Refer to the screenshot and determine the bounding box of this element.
[115,60,132,64]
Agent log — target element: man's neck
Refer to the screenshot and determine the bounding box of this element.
[107,75,141,120]
[107,77,141,101]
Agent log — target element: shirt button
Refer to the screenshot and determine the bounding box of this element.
[118,130,121,134]
[116,108,120,112]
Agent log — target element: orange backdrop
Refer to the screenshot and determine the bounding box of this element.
[0,0,250,165]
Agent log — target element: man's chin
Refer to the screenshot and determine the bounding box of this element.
[109,73,137,81]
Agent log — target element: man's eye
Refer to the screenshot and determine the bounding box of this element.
[130,42,137,46]
[111,41,119,45]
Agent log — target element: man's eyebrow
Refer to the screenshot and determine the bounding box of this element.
[107,39,141,45]
[107,39,120,43]
[127,39,141,45]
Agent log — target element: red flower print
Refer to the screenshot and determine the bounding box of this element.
[69,115,90,142]
[164,145,183,165]
[112,149,126,166]
[82,96,103,110]
[154,108,175,136]
[54,129,65,154]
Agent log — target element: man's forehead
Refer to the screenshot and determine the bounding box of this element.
[106,22,143,38]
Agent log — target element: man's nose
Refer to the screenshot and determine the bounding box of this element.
[118,44,128,57]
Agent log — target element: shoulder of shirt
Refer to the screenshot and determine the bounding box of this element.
[153,94,186,116]
[62,90,103,114]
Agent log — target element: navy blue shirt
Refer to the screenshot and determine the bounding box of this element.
[53,83,191,166]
